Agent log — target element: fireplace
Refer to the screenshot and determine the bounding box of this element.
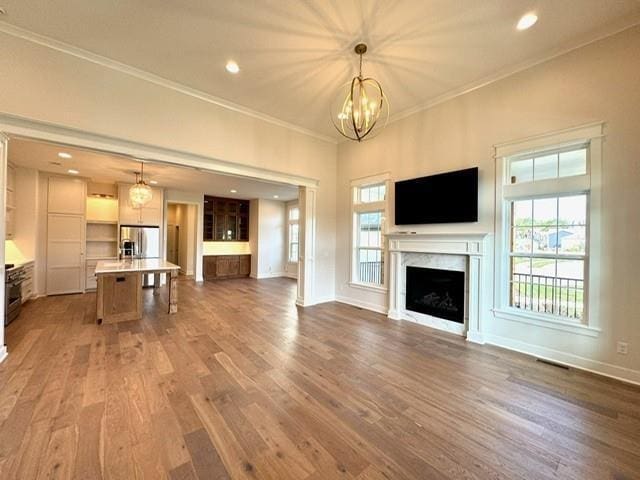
[405,266,465,324]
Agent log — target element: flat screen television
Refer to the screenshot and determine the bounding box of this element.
[395,167,478,225]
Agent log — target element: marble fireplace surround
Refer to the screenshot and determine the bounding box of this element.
[387,232,490,344]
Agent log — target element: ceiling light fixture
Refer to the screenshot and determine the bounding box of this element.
[149,180,158,185]
[517,13,538,30]
[273,195,279,199]
[225,60,240,74]
[67,169,79,175]
[129,162,153,208]
[331,43,389,142]
[58,152,72,159]
[230,189,237,193]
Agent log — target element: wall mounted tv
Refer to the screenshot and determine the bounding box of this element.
[395,167,478,225]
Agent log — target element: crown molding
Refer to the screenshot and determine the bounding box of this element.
[387,18,640,126]
[0,21,338,145]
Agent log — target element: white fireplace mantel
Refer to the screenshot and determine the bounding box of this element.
[386,232,491,344]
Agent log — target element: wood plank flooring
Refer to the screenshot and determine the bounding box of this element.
[0,277,639,479]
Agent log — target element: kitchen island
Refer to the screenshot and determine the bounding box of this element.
[95,258,180,324]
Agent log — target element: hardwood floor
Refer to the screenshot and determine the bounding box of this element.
[0,277,639,479]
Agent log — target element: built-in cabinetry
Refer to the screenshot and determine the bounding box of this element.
[119,184,163,226]
[21,261,35,303]
[203,196,250,241]
[5,162,15,239]
[46,176,87,295]
[203,254,251,280]
[85,184,119,291]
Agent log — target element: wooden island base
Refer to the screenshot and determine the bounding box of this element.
[95,259,180,324]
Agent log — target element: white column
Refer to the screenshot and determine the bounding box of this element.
[387,250,402,320]
[466,254,485,344]
[296,185,317,307]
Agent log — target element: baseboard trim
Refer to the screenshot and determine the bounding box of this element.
[0,345,7,363]
[485,333,640,386]
[335,295,387,314]
[253,272,288,279]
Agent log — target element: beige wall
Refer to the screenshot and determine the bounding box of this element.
[336,26,640,382]
[0,31,337,303]
[252,199,287,278]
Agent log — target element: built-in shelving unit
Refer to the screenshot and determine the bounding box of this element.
[85,186,119,291]
[86,222,118,259]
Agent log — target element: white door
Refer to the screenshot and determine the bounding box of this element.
[47,213,85,294]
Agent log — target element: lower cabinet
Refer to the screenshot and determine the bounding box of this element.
[21,261,35,303]
[203,255,251,280]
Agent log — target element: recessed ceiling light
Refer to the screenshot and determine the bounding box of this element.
[58,152,72,159]
[225,60,240,74]
[67,169,79,175]
[149,180,158,185]
[273,195,279,199]
[517,13,538,30]
[230,189,237,193]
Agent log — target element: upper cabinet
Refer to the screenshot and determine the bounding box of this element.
[203,196,250,241]
[48,176,86,215]
[118,183,164,226]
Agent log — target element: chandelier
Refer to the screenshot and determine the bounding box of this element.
[129,161,153,208]
[331,43,389,142]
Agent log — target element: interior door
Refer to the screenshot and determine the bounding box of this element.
[46,213,85,294]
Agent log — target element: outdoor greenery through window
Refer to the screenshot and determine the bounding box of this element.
[506,145,589,320]
[288,206,299,263]
[353,181,387,287]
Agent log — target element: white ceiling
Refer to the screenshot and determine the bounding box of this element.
[7,137,299,201]
[1,1,639,139]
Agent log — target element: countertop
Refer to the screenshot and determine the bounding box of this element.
[95,259,180,275]
[6,259,35,272]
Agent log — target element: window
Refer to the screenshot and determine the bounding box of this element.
[351,176,389,288]
[287,205,299,263]
[494,123,602,334]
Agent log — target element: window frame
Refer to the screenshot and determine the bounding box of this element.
[350,173,390,291]
[494,123,603,337]
[287,204,299,264]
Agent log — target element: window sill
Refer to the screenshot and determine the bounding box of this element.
[493,307,601,337]
[348,282,388,294]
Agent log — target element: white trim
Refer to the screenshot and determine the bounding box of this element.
[493,308,601,337]
[253,271,287,279]
[335,295,388,315]
[347,281,388,293]
[0,113,319,188]
[493,123,603,333]
[0,346,7,363]
[485,333,640,386]
[0,21,336,145]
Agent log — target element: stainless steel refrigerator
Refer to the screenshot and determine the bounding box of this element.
[119,225,161,286]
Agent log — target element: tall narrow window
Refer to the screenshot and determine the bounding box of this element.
[287,206,299,263]
[504,145,590,321]
[351,176,389,288]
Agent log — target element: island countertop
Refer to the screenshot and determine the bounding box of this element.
[95,258,180,275]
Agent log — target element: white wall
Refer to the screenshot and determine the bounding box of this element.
[0,30,336,303]
[336,25,640,383]
[251,199,286,279]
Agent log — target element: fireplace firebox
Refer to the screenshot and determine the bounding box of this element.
[405,266,465,324]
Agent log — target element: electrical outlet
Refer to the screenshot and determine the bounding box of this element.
[616,341,628,355]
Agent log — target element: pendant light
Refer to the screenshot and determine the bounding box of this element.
[129,161,153,208]
[331,43,389,142]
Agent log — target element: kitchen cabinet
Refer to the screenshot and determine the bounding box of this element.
[118,184,164,226]
[46,176,86,295]
[203,254,251,280]
[203,196,250,241]
[21,261,35,303]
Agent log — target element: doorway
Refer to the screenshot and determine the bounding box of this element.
[166,202,197,276]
